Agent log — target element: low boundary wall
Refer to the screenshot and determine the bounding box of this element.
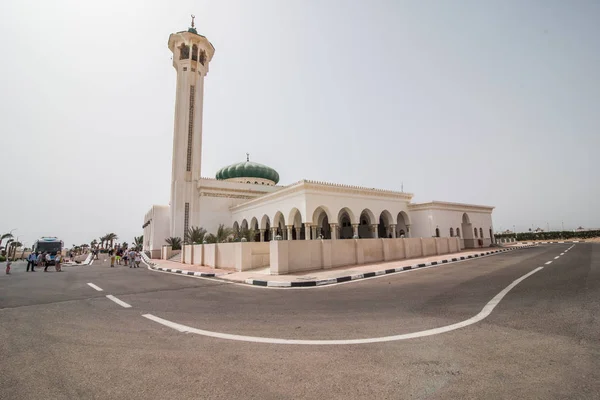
[270,237,462,275]
[181,242,269,272]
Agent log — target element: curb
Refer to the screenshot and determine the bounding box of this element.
[145,244,540,288]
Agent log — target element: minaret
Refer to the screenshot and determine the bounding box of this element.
[167,15,215,241]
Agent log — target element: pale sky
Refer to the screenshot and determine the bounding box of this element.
[1,0,598,248]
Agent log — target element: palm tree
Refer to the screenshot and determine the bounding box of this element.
[99,236,107,249]
[91,239,98,249]
[185,226,206,244]
[165,237,182,250]
[0,233,13,250]
[8,241,21,260]
[204,233,217,244]
[133,235,143,250]
[216,224,233,243]
[105,233,118,248]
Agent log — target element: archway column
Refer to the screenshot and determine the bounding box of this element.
[390,224,397,238]
[295,227,301,240]
[286,225,293,241]
[329,223,338,240]
[271,227,278,240]
[304,223,312,240]
[259,229,265,242]
[352,224,359,238]
[406,224,411,238]
[311,226,318,240]
[371,224,379,239]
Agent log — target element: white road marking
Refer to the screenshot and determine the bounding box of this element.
[560,253,565,256]
[545,261,553,265]
[554,256,560,259]
[87,283,103,291]
[106,295,132,308]
[142,266,544,345]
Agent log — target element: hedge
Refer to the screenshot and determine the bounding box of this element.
[495,230,600,241]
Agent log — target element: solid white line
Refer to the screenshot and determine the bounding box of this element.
[554,256,560,259]
[106,295,132,308]
[142,266,544,345]
[89,259,94,266]
[87,283,103,291]
[545,261,553,265]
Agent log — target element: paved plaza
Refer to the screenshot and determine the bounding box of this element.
[1,243,599,399]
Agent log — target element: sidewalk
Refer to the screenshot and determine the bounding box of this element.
[145,243,537,288]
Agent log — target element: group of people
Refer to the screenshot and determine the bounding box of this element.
[108,246,142,268]
[24,252,63,273]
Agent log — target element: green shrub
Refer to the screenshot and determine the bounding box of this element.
[0,255,6,262]
[495,230,600,241]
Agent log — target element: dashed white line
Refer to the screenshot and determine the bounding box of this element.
[142,267,545,345]
[545,261,553,265]
[87,283,103,291]
[560,253,565,256]
[554,256,560,259]
[106,295,132,308]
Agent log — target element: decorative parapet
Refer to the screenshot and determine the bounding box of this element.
[230,179,413,212]
[409,201,495,213]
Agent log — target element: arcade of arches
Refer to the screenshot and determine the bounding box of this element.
[234,208,412,241]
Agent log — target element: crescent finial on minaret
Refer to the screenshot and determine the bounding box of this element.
[246,153,250,162]
[191,14,195,28]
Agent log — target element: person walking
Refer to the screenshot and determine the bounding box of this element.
[109,248,115,267]
[44,252,51,272]
[37,252,44,271]
[55,253,62,272]
[134,251,141,268]
[26,252,36,272]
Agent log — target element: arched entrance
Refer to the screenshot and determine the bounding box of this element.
[359,209,375,238]
[378,210,393,238]
[251,217,260,242]
[312,207,332,239]
[289,208,305,240]
[337,208,354,239]
[396,211,410,238]
[461,213,474,248]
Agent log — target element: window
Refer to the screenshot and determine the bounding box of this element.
[179,43,190,60]
[474,228,478,237]
[435,228,440,237]
[450,227,454,237]
[192,44,198,61]
[457,228,461,237]
[479,228,484,238]
[199,50,207,65]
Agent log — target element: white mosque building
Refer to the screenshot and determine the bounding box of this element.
[143,20,495,258]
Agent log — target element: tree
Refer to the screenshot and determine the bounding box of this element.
[0,233,13,249]
[204,233,217,244]
[215,224,233,243]
[185,226,206,244]
[236,227,255,242]
[165,237,182,250]
[91,239,98,249]
[133,235,143,250]
[105,233,118,248]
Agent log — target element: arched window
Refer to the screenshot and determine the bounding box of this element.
[199,50,207,65]
[450,227,454,237]
[179,43,190,60]
[192,44,198,61]
[254,181,258,184]
[457,227,461,237]
[435,228,440,237]
[474,228,478,237]
[479,228,484,238]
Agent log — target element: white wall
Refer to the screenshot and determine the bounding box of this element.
[270,237,462,275]
[143,205,170,254]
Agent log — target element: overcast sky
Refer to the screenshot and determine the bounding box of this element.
[1,0,598,248]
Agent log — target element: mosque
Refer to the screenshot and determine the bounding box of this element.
[142,19,495,258]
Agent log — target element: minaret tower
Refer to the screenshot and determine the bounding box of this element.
[167,15,215,240]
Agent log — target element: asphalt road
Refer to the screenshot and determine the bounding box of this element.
[1,244,599,400]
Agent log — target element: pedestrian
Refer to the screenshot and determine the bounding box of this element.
[27,252,36,272]
[37,252,44,271]
[109,248,115,267]
[5,259,11,274]
[123,250,129,266]
[55,253,62,272]
[116,248,122,265]
[134,251,141,268]
[44,252,51,272]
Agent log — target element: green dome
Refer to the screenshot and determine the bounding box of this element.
[216,160,279,184]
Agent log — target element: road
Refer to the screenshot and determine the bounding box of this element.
[1,244,599,399]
